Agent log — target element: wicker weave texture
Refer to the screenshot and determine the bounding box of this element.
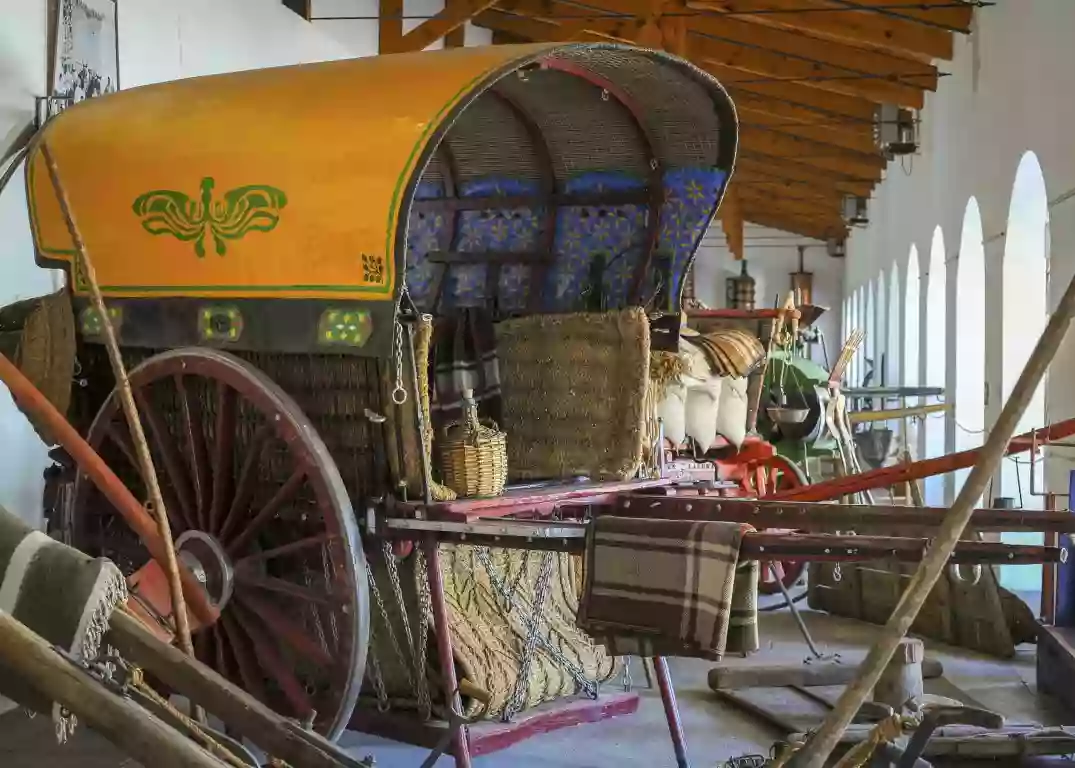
[495,308,651,481]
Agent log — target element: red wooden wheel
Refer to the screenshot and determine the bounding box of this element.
[67,348,369,740]
[745,454,809,595]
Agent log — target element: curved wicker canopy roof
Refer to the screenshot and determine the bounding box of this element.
[358,0,974,254]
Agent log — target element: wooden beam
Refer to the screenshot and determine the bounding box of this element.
[740,125,885,180]
[445,0,468,47]
[705,61,879,122]
[389,0,502,52]
[733,171,848,205]
[734,155,875,197]
[737,103,878,155]
[719,187,745,260]
[685,0,955,62]
[495,0,935,105]
[379,0,403,53]
[741,206,847,241]
[544,0,937,103]
[477,9,890,123]
[738,188,847,227]
[835,0,974,33]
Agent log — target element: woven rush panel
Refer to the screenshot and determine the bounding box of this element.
[362,544,621,719]
[495,308,651,481]
[548,47,722,169]
[444,93,542,185]
[494,71,647,180]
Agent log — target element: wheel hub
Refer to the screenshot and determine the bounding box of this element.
[176,530,235,611]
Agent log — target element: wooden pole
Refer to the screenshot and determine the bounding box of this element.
[0,352,216,625]
[39,142,195,660]
[0,612,224,768]
[106,609,366,768]
[784,266,1075,768]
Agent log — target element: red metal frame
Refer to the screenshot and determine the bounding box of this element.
[770,417,1075,503]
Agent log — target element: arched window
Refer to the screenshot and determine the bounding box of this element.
[887,263,901,388]
[904,246,920,388]
[954,198,985,477]
[849,287,860,385]
[876,269,888,386]
[999,150,1049,591]
[923,227,947,502]
[864,279,876,387]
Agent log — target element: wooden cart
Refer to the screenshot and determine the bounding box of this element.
[4,41,1068,768]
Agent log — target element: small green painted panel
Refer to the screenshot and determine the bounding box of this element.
[318,308,373,347]
[199,305,244,342]
[80,305,122,337]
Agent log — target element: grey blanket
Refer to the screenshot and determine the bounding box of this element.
[0,505,127,740]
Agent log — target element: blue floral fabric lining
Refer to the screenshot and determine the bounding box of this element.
[404,167,726,312]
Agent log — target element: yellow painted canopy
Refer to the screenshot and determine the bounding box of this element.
[27,43,563,301]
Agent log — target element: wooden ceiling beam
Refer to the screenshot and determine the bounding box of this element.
[476,9,889,121]
[379,0,403,53]
[733,173,848,206]
[705,62,879,122]
[832,0,974,33]
[495,0,936,106]
[735,155,875,197]
[547,0,939,102]
[686,0,954,62]
[741,206,847,241]
[738,189,847,226]
[739,125,885,180]
[387,0,502,52]
[736,103,878,155]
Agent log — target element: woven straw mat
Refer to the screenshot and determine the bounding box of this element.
[495,308,650,481]
[362,545,621,718]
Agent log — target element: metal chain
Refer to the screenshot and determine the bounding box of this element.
[367,641,391,712]
[391,284,410,405]
[412,547,433,720]
[502,550,556,722]
[382,543,418,663]
[474,548,597,700]
[475,548,598,701]
[365,556,416,699]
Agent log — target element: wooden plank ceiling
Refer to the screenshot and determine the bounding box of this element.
[375,0,975,256]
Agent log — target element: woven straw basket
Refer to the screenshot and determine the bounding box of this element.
[439,389,508,498]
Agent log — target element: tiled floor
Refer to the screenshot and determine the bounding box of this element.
[1,602,1067,767]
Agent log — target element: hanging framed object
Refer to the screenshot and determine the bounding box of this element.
[48,0,120,115]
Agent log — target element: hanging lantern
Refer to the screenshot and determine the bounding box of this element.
[726,260,756,310]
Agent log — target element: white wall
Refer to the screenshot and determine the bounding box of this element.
[0,0,360,527]
[841,1,1075,589]
[694,223,844,369]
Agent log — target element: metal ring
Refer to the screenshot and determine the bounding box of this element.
[391,387,408,405]
[1062,547,1070,564]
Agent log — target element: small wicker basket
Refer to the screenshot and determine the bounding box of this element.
[438,389,508,498]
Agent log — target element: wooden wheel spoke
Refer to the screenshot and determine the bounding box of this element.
[218,424,272,541]
[234,533,340,568]
[226,467,308,555]
[209,382,237,534]
[234,604,315,719]
[234,574,339,606]
[71,348,367,740]
[175,374,212,529]
[221,612,270,704]
[104,424,139,470]
[235,590,334,666]
[212,624,233,683]
[133,389,198,529]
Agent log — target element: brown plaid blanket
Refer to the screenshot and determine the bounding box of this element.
[430,309,502,431]
[577,516,758,660]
